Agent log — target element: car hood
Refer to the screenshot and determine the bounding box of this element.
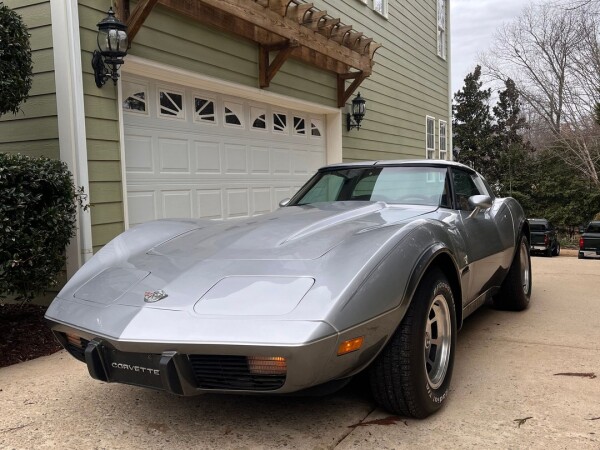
[55,201,438,315]
[146,201,436,261]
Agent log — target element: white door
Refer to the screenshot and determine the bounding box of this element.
[121,76,327,226]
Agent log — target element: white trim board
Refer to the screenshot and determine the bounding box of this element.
[50,0,93,275]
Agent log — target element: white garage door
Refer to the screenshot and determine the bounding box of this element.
[122,76,327,226]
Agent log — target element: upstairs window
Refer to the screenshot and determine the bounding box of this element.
[439,120,448,160]
[426,116,435,159]
[374,0,388,18]
[437,0,447,60]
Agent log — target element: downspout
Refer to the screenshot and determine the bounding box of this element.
[447,0,453,160]
[51,0,94,276]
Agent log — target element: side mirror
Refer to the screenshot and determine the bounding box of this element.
[279,198,291,207]
[579,226,585,234]
[467,195,492,219]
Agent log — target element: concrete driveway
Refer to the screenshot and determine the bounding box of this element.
[1,256,599,449]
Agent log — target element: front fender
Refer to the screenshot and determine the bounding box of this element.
[327,218,464,333]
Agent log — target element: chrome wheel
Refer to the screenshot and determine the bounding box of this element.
[425,294,452,389]
[519,241,530,295]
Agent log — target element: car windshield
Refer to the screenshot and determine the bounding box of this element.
[291,166,450,207]
[530,223,547,232]
[586,223,600,233]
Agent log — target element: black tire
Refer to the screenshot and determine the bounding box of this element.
[493,234,532,311]
[369,269,456,418]
[578,252,585,260]
[545,246,552,257]
[552,242,560,256]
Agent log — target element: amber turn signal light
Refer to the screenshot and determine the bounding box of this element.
[337,336,364,356]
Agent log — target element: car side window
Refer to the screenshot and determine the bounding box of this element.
[452,169,483,211]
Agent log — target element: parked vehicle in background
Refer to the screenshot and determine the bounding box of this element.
[579,221,600,259]
[529,219,560,257]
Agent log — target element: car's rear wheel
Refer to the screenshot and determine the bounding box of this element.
[552,242,560,256]
[493,234,532,311]
[369,269,456,418]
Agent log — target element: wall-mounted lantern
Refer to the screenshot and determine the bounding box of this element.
[346,92,367,131]
[91,7,128,88]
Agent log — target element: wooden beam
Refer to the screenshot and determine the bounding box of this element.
[337,71,367,107]
[330,25,352,44]
[316,17,339,38]
[196,0,372,72]
[303,10,327,30]
[114,0,130,22]
[126,0,160,43]
[259,40,298,87]
[159,0,282,47]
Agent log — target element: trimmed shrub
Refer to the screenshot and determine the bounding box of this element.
[0,154,83,301]
[0,3,33,117]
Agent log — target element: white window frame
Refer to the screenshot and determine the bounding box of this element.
[437,0,447,60]
[439,120,447,160]
[426,116,435,159]
[373,0,388,18]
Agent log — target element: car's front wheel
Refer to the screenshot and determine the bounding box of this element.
[369,269,456,418]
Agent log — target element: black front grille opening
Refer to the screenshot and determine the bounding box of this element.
[188,355,286,391]
[63,333,89,362]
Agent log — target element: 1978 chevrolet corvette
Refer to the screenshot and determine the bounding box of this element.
[46,160,532,418]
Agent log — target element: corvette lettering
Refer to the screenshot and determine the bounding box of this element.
[111,362,160,376]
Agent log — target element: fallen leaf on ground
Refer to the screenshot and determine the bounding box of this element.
[514,417,533,428]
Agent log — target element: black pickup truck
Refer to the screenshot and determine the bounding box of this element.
[579,221,600,259]
[529,218,560,257]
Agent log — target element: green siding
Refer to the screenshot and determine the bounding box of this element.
[78,1,124,251]
[0,1,58,160]
[318,0,450,161]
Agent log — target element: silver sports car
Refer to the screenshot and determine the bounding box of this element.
[46,160,532,418]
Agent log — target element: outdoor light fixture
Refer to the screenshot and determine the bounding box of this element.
[346,92,367,131]
[92,7,128,88]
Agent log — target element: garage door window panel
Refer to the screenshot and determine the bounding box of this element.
[123,81,148,115]
[224,101,244,128]
[311,119,323,138]
[273,113,288,134]
[194,96,217,125]
[293,116,306,136]
[251,107,267,131]
[159,89,185,119]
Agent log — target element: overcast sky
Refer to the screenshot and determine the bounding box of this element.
[450,0,532,94]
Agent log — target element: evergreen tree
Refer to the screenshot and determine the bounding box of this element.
[452,66,495,180]
[492,78,530,196]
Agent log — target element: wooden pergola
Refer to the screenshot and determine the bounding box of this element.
[115,0,381,107]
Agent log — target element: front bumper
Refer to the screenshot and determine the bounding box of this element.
[46,298,397,395]
[49,320,343,395]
